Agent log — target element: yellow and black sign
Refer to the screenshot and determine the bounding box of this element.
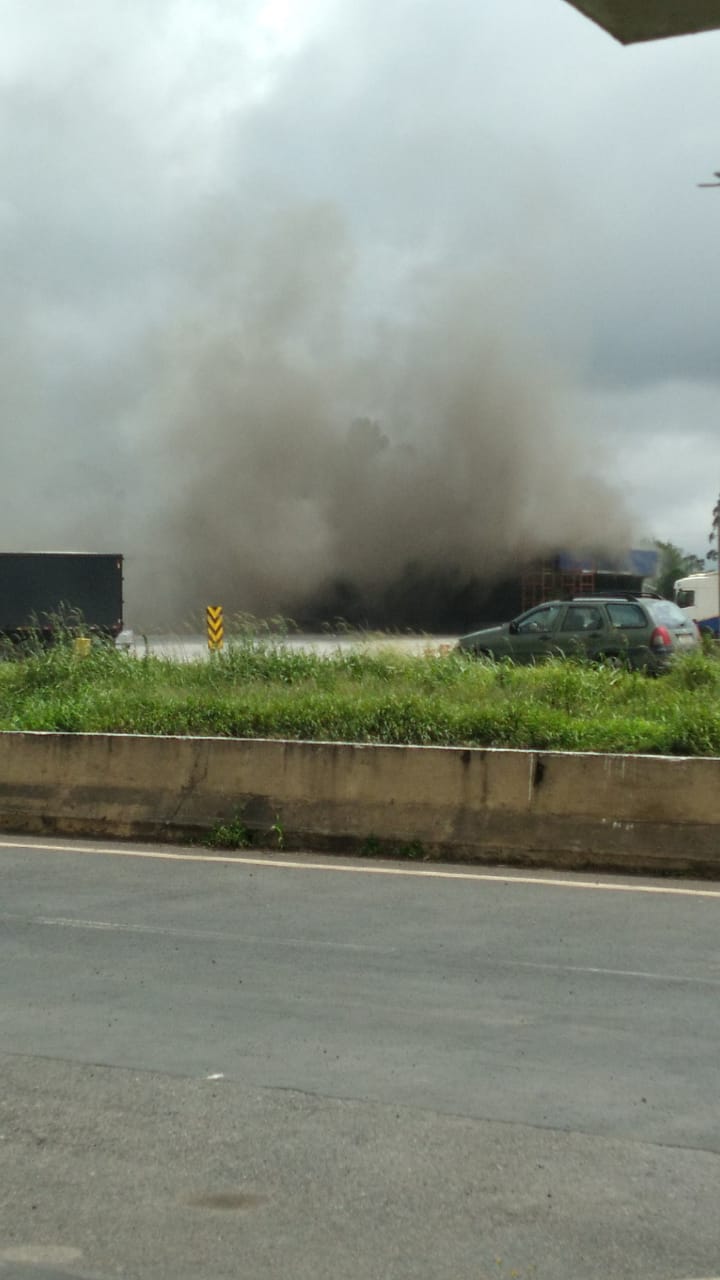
[206,605,224,652]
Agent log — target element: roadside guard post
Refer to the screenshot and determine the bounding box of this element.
[206,605,224,653]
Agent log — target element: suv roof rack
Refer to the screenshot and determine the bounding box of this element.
[569,591,664,602]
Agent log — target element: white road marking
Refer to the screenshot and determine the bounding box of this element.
[0,1246,83,1266]
[506,961,720,987]
[2,905,718,988]
[1,836,720,900]
[0,911,390,952]
[3,911,719,986]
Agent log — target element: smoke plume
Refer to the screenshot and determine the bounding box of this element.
[127,201,630,628]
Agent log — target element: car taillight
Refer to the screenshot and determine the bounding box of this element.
[650,625,672,648]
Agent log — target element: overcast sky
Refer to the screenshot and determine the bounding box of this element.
[1,0,719,623]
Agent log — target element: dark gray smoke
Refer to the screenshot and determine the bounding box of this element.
[0,191,632,630]
[129,201,631,628]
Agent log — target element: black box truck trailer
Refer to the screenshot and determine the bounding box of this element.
[0,553,123,642]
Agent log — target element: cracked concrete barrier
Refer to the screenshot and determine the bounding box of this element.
[0,731,719,874]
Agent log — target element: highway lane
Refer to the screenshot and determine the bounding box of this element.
[2,837,720,1280]
[122,631,456,660]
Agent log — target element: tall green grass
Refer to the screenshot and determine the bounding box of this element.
[0,634,719,756]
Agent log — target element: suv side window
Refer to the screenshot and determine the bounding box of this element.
[606,603,646,629]
[559,606,603,633]
[516,604,562,634]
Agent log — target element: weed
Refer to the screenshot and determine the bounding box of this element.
[395,840,427,860]
[700,629,719,656]
[203,813,253,850]
[361,835,383,856]
[360,834,426,859]
[270,813,286,850]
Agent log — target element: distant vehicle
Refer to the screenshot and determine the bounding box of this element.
[673,572,719,637]
[0,552,124,643]
[457,594,699,672]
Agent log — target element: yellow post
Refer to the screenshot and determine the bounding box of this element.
[206,605,224,652]
[73,637,92,658]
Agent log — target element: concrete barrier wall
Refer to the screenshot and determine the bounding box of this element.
[1,731,719,874]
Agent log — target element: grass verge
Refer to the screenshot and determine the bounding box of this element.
[0,634,719,756]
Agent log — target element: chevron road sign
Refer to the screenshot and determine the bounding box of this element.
[206,605,224,652]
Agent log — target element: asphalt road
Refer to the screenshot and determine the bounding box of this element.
[1,837,720,1280]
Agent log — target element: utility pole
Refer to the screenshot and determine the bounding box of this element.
[696,179,720,638]
[713,496,720,638]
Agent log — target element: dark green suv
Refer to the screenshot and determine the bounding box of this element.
[457,595,698,672]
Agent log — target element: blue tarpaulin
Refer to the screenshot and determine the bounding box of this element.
[556,549,658,577]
